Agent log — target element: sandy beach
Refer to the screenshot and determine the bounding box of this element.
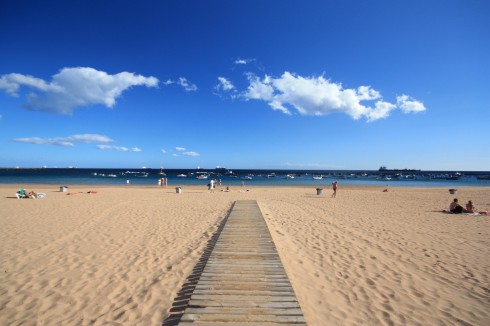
[1,185,489,325]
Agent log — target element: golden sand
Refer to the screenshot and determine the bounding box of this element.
[1,185,489,325]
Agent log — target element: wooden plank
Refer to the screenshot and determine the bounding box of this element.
[190,294,299,302]
[192,289,294,296]
[179,323,306,326]
[198,275,288,281]
[180,313,306,323]
[196,280,292,286]
[188,299,301,309]
[199,274,288,280]
[183,307,304,316]
[193,285,293,292]
[204,262,285,267]
[205,260,281,265]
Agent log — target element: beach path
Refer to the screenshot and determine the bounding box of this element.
[178,200,306,325]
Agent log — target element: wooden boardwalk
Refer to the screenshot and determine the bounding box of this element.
[179,200,306,325]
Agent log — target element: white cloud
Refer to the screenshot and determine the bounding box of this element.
[182,151,199,156]
[161,149,167,153]
[216,77,235,91]
[245,74,274,101]
[397,94,426,113]
[177,77,198,92]
[176,147,186,151]
[234,58,255,65]
[131,147,142,152]
[242,72,425,121]
[163,77,198,92]
[68,134,114,143]
[96,145,129,152]
[13,134,113,147]
[14,137,74,147]
[0,73,63,96]
[0,67,159,115]
[365,101,397,122]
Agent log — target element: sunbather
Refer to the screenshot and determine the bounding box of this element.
[449,198,466,214]
[466,200,488,215]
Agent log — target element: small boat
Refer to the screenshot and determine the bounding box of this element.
[267,173,276,178]
[158,166,166,176]
[177,174,187,178]
[241,176,253,180]
[284,174,295,179]
[312,176,323,180]
[107,174,117,178]
[196,174,209,180]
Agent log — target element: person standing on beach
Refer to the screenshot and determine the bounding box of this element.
[209,179,215,193]
[332,181,338,198]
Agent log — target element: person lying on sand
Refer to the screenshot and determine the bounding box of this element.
[67,191,98,195]
[466,200,488,215]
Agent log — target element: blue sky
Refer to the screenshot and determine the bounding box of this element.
[1,0,489,170]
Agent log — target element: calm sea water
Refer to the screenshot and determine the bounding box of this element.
[1,168,489,188]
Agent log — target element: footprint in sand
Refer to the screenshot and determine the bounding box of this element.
[366,278,376,287]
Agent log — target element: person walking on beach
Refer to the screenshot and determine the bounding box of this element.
[158,179,162,187]
[331,181,338,198]
[209,179,215,193]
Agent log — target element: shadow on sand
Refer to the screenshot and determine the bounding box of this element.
[161,202,234,326]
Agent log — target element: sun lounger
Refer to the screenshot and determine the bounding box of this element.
[15,189,45,199]
[16,189,29,199]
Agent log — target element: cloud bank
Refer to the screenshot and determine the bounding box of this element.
[0,67,158,115]
[13,134,113,147]
[221,71,425,121]
[13,133,141,152]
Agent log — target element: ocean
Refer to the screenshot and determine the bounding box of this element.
[1,168,489,188]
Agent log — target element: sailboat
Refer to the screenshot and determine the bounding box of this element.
[158,166,166,176]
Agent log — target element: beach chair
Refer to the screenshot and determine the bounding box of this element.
[16,189,29,199]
